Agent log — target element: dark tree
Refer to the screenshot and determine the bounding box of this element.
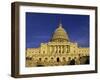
[37,65,44,67]
[69,59,75,65]
[84,56,89,64]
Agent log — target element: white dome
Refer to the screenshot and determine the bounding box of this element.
[51,22,69,42]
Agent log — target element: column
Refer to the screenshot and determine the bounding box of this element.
[56,45,57,53]
[57,45,59,53]
[61,45,63,54]
[65,45,67,53]
[51,45,53,53]
[62,45,64,53]
[58,46,60,53]
[49,45,52,53]
[64,45,66,53]
[52,45,54,53]
[54,45,56,53]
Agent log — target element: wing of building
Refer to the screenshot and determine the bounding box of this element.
[26,22,89,67]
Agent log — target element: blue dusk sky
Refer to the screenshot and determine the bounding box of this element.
[26,12,89,48]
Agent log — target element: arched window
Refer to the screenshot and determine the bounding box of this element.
[59,50,61,53]
[63,57,65,60]
[43,51,45,53]
[68,57,71,60]
[51,57,53,60]
[57,57,60,62]
[45,57,48,60]
[74,57,76,59]
[39,58,41,61]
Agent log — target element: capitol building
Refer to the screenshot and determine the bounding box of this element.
[26,22,89,67]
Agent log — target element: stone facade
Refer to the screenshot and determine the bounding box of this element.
[26,22,89,67]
